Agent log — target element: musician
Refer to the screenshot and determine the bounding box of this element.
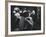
[25,10,35,30]
[24,10,34,30]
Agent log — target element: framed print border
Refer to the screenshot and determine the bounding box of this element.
[5,1,45,36]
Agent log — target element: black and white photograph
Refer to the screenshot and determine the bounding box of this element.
[8,2,44,35]
[11,6,41,31]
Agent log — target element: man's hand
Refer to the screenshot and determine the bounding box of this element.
[25,17,33,26]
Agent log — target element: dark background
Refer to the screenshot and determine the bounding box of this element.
[11,5,41,31]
